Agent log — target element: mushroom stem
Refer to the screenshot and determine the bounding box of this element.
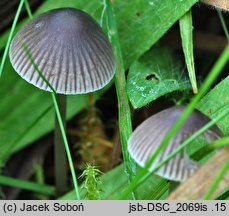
[88,92,94,108]
[54,94,68,194]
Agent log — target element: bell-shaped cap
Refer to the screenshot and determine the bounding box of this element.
[128,105,223,182]
[9,8,115,94]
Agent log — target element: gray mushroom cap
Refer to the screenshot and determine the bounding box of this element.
[9,8,115,94]
[128,105,223,182]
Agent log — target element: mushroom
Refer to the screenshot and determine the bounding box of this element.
[128,105,223,182]
[9,8,115,193]
[9,8,115,94]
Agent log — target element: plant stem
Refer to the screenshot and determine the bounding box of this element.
[24,0,33,19]
[0,0,25,76]
[104,0,136,197]
[54,94,68,195]
[0,0,31,73]
[212,136,229,149]
[217,10,229,42]
[52,93,80,200]
[22,45,80,199]
[23,44,69,194]
[0,175,55,196]
[34,163,49,199]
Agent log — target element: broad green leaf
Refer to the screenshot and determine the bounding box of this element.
[198,75,229,135]
[43,0,198,68]
[127,47,191,108]
[0,0,198,159]
[0,58,106,161]
[179,10,198,93]
[115,0,198,67]
[60,164,169,200]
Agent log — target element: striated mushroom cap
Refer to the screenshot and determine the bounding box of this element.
[9,8,115,94]
[128,105,223,182]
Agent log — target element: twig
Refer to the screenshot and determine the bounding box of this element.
[201,0,229,11]
[104,0,136,198]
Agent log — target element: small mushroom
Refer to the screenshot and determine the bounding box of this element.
[9,7,115,94]
[128,105,223,182]
[9,8,115,194]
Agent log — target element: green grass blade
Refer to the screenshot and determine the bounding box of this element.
[217,10,229,42]
[51,93,80,199]
[118,44,229,199]
[22,43,56,93]
[22,44,80,200]
[215,187,229,200]
[0,0,31,77]
[203,158,229,200]
[34,164,48,199]
[0,0,25,77]
[104,0,136,195]
[179,9,198,93]
[0,175,55,196]
[212,137,229,149]
[0,105,52,165]
[24,0,33,19]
